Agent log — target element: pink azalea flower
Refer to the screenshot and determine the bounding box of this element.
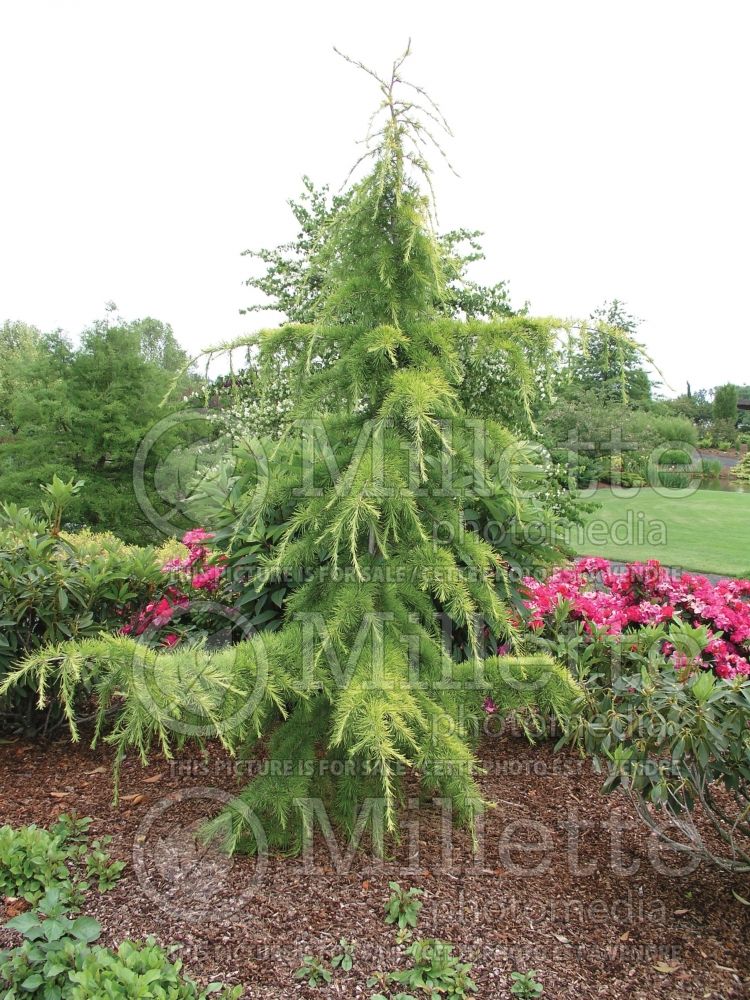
[182,528,214,547]
[191,564,224,592]
[523,558,750,680]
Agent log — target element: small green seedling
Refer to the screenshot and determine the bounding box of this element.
[85,838,126,892]
[385,881,423,931]
[331,937,355,971]
[510,969,544,998]
[294,954,332,988]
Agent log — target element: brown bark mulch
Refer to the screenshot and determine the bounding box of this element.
[1,729,748,1000]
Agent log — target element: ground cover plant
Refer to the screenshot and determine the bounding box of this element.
[0,888,242,999]
[0,813,123,906]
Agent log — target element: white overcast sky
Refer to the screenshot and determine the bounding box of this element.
[1,1,747,395]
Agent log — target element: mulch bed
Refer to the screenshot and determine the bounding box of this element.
[1,727,749,999]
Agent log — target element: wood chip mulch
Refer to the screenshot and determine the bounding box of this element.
[1,728,748,999]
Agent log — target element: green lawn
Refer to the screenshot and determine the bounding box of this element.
[568,488,750,577]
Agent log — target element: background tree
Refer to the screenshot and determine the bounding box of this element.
[709,382,740,447]
[0,310,199,542]
[657,387,713,429]
[0,320,49,434]
[713,382,739,422]
[563,299,652,404]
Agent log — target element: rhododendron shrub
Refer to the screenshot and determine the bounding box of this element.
[0,494,163,733]
[523,557,750,682]
[570,664,750,872]
[528,559,750,871]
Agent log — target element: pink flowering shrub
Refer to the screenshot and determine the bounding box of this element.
[523,557,750,681]
[542,559,750,871]
[120,528,229,647]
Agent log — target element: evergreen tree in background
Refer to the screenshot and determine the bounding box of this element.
[565,299,652,404]
[713,383,739,423]
[0,310,198,542]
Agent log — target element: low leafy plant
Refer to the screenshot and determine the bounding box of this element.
[0,888,242,999]
[370,993,418,1000]
[0,824,75,903]
[69,939,242,999]
[0,888,100,999]
[370,887,475,999]
[510,969,544,998]
[385,883,423,932]
[84,838,125,892]
[331,938,355,972]
[389,939,477,998]
[0,817,125,906]
[49,814,92,846]
[294,954,332,988]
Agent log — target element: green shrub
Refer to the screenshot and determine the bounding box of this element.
[700,458,722,479]
[0,486,162,733]
[653,470,691,489]
[731,452,750,484]
[568,666,750,871]
[70,940,242,999]
[0,816,125,906]
[657,447,692,466]
[541,395,697,487]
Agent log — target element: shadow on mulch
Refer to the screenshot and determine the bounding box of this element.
[1,729,749,999]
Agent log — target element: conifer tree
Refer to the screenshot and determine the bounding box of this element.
[4,45,581,855]
[196,45,581,852]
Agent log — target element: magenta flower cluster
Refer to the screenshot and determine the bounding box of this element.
[522,557,750,680]
[161,528,225,592]
[120,528,227,646]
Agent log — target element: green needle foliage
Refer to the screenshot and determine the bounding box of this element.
[5,46,581,856]
[197,46,582,852]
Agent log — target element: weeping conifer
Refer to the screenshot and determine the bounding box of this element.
[198,48,581,853]
[5,47,582,855]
